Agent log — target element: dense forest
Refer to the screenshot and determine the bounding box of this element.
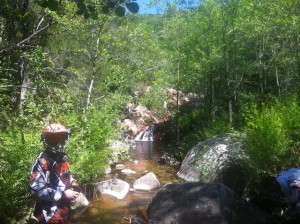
[1,0,300,222]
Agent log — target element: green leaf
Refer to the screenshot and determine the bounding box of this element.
[115,6,126,17]
[47,0,59,11]
[37,0,48,8]
[125,2,139,14]
[87,4,95,13]
[107,1,116,8]
[84,12,90,19]
[90,12,98,20]
[77,1,86,10]
[76,8,85,15]
[102,6,110,14]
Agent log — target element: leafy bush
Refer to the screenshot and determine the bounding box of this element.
[64,93,127,183]
[278,97,300,166]
[203,116,233,139]
[138,85,166,118]
[245,104,289,174]
[0,124,41,222]
[66,109,112,183]
[0,90,128,221]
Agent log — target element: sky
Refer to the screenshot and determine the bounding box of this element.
[137,0,199,15]
[137,0,166,14]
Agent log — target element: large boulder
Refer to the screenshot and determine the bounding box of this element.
[133,172,160,191]
[147,182,278,224]
[96,179,130,200]
[177,132,249,195]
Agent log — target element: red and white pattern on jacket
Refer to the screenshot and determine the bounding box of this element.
[30,152,75,223]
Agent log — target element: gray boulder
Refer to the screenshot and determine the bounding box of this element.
[133,172,160,191]
[73,192,89,217]
[96,179,130,199]
[177,132,249,195]
[159,152,180,166]
[75,192,89,208]
[147,182,278,224]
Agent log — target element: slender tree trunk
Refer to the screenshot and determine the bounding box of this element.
[176,61,180,143]
[19,56,30,113]
[86,72,95,110]
[220,0,232,124]
[259,38,264,94]
[272,44,281,99]
[297,35,300,79]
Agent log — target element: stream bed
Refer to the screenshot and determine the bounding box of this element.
[72,141,180,224]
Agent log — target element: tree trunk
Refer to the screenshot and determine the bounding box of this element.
[86,73,95,110]
[19,56,30,112]
[272,44,281,99]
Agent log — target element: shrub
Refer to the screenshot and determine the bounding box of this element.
[245,104,289,175]
[278,97,300,167]
[0,124,41,222]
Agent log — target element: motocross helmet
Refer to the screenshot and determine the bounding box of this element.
[41,123,71,153]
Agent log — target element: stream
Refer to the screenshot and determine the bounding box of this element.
[72,141,180,224]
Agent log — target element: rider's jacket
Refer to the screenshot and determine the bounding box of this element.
[30,150,75,223]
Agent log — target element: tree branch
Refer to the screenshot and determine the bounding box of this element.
[0,22,52,54]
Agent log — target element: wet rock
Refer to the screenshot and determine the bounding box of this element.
[121,168,137,174]
[116,163,126,170]
[159,152,180,166]
[124,118,139,136]
[147,182,279,224]
[123,215,148,224]
[97,179,130,200]
[123,90,198,141]
[73,193,89,216]
[133,172,160,191]
[177,132,249,195]
[75,192,89,208]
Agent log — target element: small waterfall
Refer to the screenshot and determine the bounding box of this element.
[135,125,154,141]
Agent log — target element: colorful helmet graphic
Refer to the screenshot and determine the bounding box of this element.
[41,123,71,153]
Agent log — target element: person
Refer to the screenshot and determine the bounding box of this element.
[276,168,300,215]
[30,123,80,223]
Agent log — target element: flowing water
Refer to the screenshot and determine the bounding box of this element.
[72,141,180,224]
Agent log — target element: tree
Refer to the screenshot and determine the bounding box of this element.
[0,0,140,120]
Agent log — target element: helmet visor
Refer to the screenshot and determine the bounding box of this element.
[44,132,69,150]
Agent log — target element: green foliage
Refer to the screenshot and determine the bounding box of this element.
[178,106,206,143]
[203,116,233,139]
[115,5,126,17]
[245,104,289,174]
[126,1,139,13]
[63,93,127,183]
[138,85,166,118]
[278,97,300,166]
[0,123,41,221]
[34,0,140,18]
[281,97,300,144]
[2,0,300,221]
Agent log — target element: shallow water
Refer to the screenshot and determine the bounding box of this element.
[72,142,180,224]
